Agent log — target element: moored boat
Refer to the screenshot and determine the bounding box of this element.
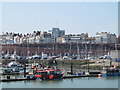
[33,69,63,80]
[106,66,120,76]
[106,69,120,76]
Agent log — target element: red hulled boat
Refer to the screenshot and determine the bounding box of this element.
[33,69,63,80]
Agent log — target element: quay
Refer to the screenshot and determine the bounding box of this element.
[0,78,36,82]
[63,74,98,79]
[1,72,29,75]
[0,74,99,82]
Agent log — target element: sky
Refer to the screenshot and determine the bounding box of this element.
[0,2,118,36]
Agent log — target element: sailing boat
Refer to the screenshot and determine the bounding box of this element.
[1,51,5,59]
[5,50,11,59]
[41,52,47,59]
[11,49,17,59]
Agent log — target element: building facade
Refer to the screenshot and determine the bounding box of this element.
[0,32,14,44]
[49,28,65,43]
[62,33,95,44]
[95,32,117,44]
[0,30,117,44]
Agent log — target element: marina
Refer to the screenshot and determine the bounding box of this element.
[0,1,120,89]
[0,58,120,83]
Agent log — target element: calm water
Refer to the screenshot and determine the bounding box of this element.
[1,76,120,88]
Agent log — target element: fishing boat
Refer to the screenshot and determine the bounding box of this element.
[1,61,24,75]
[106,69,120,76]
[106,66,120,76]
[1,68,20,75]
[33,68,63,80]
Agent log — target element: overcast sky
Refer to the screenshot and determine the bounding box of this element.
[0,2,118,36]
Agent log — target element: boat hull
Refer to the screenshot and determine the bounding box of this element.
[35,74,63,80]
[107,73,120,76]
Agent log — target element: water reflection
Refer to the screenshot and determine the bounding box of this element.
[2,76,119,88]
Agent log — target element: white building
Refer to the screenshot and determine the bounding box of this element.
[14,36,21,44]
[62,33,95,43]
[28,36,36,44]
[0,35,2,44]
[95,32,117,44]
[49,28,65,43]
[56,37,66,43]
[0,32,14,44]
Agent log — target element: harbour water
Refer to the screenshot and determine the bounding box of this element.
[1,76,120,88]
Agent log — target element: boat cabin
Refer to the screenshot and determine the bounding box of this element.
[34,69,63,80]
[106,68,120,76]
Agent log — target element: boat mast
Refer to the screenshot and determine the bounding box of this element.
[77,42,80,59]
[52,43,54,56]
[69,42,73,75]
[14,46,17,62]
[69,42,72,57]
[85,44,87,59]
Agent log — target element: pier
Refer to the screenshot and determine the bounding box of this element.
[63,74,98,79]
[0,74,99,82]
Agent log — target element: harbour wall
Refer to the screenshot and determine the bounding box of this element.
[1,43,118,57]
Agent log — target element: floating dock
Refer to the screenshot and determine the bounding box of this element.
[63,74,98,79]
[0,78,36,82]
[1,72,29,75]
[0,74,99,82]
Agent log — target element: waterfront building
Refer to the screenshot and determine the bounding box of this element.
[63,34,83,43]
[14,35,21,44]
[95,32,117,44]
[0,32,14,44]
[63,33,95,44]
[0,35,2,44]
[28,35,36,44]
[21,36,28,44]
[49,28,65,43]
[13,31,53,44]
[0,30,118,44]
[84,37,96,44]
[117,35,120,44]
[63,33,87,43]
[40,31,52,43]
[56,37,66,43]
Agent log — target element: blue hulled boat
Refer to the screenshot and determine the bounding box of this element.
[106,66,120,76]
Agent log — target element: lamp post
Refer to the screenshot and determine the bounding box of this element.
[70,59,73,75]
[24,62,26,78]
[69,42,73,75]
